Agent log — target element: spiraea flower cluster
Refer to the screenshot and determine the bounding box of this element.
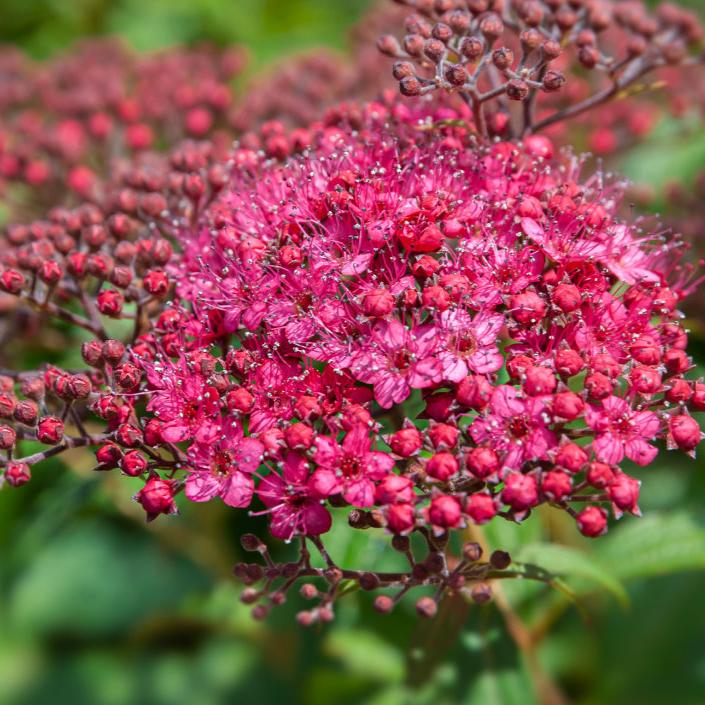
[378,0,703,138]
[3,99,702,622]
[0,39,245,212]
[0,0,703,625]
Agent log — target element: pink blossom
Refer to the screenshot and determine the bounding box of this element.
[185,423,263,508]
[470,386,557,470]
[585,396,660,466]
[310,425,395,507]
[351,320,442,408]
[256,453,331,540]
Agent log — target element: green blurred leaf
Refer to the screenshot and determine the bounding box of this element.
[596,512,705,581]
[517,543,629,605]
[324,629,405,683]
[10,521,208,637]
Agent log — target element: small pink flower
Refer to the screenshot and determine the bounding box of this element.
[310,425,394,507]
[585,396,660,466]
[256,453,331,540]
[437,309,504,381]
[351,319,442,408]
[470,386,556,470]
[185,423,262,508]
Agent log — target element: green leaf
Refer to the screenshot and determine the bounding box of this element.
[516,543,629,606]
[324,629,405,683]
[596,512,705,581]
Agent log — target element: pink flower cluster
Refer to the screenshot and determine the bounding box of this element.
[0,0,703,622]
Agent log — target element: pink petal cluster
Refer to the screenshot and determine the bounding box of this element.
[88,104,700,545]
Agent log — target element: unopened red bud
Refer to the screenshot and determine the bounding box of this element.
[416,596,438,619]
[97,290,124,317]
[0,425,17,449]
[399,76,423,97]
[506,79,530,101]
[471,582,492,604]
[432,22,453,42]
[461,36,484,60]
[5,461,31,487]
[524,366,557,396]
[378,34,402,57]
[13,400,38,426]
[670,415,702,452]
[492,47,514,70]
[135,477,176,520]
[373,595,394,614]
[116,423,143,448]
[0,269,25,294]
[363,288,395,317]
[423,38,446,63]
[577,506,607,537]
[511,291,546,324]
[39,260,62,285]
[480,14,503,39]
[403,33,425,57]
[664,349,690,375]
[444,63,468,86]
[102,339,126,365]
[542,40,562,60]
[284,422,314,450]
[552,283,581,312]
[143,270,170,297]
[120,449,147,477]
[37,416,64,444]
[552,391,585,420]
[426,451,459,481]
[490,550,511,570]
[578,45,600,69]
[466,446,499,479]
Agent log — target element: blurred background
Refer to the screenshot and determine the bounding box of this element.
[1,1,705,704]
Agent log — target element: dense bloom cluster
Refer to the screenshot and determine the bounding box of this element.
[2,100,702,620]
[0,0,703,624]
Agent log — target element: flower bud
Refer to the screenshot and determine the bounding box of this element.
[524,366,557,396]
[501,472,538,511]
[466,446,499,479]
[577,506,607,537]
[390,427,423,457]
[669,415,702,452]
[427,494,462,528]
[466,493,497,524]
[120,450,148,477]
[284,422,314,450]
[37,416,64,444]
[552,391,585,420]
[4,461,31,487]
[362,289,394,318]
[135,478,176,521]
[386,503,415,534]
[426,451,459,481]
[0,425,17,449]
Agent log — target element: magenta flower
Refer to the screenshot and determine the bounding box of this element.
[351,320,442,408]
[144,357,220,444]
[585,396,660,466]
[437,309,504,381]
[256,453,331,540]
[470,386,557,471]
[185,423,263,508]
[310,424,395,507]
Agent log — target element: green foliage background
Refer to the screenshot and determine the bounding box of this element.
[1,2,705,705]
